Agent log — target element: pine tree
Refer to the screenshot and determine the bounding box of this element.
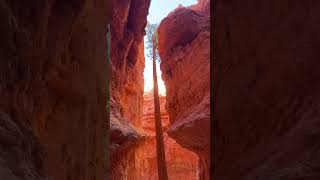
[146,22,169,180]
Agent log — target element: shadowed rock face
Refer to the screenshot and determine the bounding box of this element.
[0,1,108,180]
[158,0,210,179]
[214,1,320,180]
[0,111,43,180]
[109,0,151,179]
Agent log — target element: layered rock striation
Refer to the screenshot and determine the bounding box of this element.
[142,91,170,134]
[109,0,151,179]
[139,92,199,180]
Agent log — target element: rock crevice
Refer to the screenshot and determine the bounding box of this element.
[158,0,211,179]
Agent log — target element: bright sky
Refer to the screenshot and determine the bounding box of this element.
[143,0,198,95]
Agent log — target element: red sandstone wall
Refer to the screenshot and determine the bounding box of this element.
[142,92,170,134]
[110,0,150,128]
[109,0,151,179]
[137,93,199,180]
[0,1,108,179]
[214,0,320,179]
[158,0,211,179]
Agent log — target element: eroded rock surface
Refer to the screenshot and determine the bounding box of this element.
[214,1,320,179]
[137,92,199,180]
[0,0,108,180]
[158,0,211,179]
[132,133,199,180]
[0,111,43,180]
[142,91,170,134]
[109,0,151,178]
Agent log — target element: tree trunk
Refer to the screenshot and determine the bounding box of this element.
[152,36,169,180]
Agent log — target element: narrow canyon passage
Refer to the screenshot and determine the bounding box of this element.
[110,0,210,179]
[2,0,320,180]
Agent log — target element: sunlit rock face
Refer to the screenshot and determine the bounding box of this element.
[109,0,151,178]
[138,92,199,180]
[110,0,150,128]
[131,134,199,180]
[214,0,320,180]
[142,91,170,134]
[111,91,199,180]
[158,0,210,179]
[0,1,108,179]
[189,0,210,15]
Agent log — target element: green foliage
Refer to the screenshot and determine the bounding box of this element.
[145,22,160,62]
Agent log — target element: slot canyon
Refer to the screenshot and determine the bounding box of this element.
[3,0,320,180]
[109,0,210,179]
[0,0,210,179]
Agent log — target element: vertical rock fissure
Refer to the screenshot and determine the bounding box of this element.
[158,0,211,179]
[110,0,208,179]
